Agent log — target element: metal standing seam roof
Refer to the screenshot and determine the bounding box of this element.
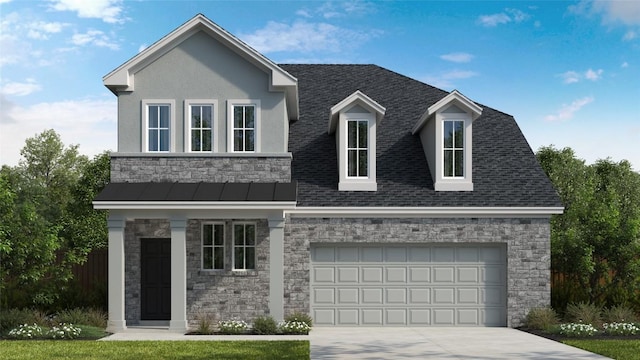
[94,181,297,202]
[280,64,562,208]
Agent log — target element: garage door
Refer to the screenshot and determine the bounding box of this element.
[311,244,506,326]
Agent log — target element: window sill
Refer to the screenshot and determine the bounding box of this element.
[339,181,377,191]
[198,269,258,276]
[434,180,473,191]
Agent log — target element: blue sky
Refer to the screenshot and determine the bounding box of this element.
[1,0,639,170]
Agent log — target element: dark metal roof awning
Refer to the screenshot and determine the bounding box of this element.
[94,181,297,202]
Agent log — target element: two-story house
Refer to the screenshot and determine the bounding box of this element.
[94,14,562,333]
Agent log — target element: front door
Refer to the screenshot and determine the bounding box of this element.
[141,238,171,320]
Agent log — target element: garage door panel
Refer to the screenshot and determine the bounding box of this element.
[409,267,430,282]
[433,267,455,283]
[386,267,407,282]
[337,309,359,325]
[362,267,383,282]
[362,309,383,325]
[386,309,407,325]
[409,288,430,304]
[313,267,335,282]
[362,288,383,304]
[337,288,359,304]
[386,288,407,303]
[337,267,359,282]
[311,245,506,327]
[314,288,335,303]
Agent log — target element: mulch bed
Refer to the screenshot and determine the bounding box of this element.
[518,327,640,341]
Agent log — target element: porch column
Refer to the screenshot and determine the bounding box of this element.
[169,218,188,332]
[268,216,285,321]
[107,216,127,332]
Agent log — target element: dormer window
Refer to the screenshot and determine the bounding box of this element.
[329,91,385,191]
[412,90,482,191]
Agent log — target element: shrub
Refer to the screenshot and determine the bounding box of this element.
[217,320,248,335]
[195,311,215,335]
[252,315,278,335]
[279,320,310,335]
[603,322,640,336]
[0,309,49,332]
[559,323,598,337]
[565,302,602,327]
[525,307,559,330]
[48,323,82,339]
[7,324,44,339]
[603,305,638,323]
[284,311,313,328]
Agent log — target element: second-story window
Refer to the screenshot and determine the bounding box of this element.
[147,104,170,152]
[190,104,213,152]
[233,105,255,152]
[443,120,465,177]
[347,119,369,177]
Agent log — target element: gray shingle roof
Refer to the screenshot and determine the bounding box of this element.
[280,64,562,208]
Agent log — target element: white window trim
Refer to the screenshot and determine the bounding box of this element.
[142,99,176,153]
[227,99,261,153]
[201,222,225,271]
[435,111,473,191]
[185,99,218,153]
[232,222,257,271]
[338,111,377,191]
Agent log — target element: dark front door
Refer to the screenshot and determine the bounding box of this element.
[141,238,171,320]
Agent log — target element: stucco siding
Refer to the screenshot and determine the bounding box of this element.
[117,30,288,153]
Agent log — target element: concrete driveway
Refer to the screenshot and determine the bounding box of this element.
[309,327,610,360]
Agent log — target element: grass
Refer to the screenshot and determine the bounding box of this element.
[563,339,640,360]
[0,340,310,360]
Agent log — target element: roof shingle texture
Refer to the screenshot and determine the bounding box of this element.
[280,64,562,208]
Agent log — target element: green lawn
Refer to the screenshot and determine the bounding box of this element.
[0,340,310,360]
[563,339,640,360]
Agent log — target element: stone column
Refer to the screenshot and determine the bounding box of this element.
[107,216,127,332]
[268,216,285,321]
[169,217,188,332]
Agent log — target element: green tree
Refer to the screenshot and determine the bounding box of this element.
[537,146,640,310]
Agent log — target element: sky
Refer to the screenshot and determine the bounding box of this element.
[1,0,639,170]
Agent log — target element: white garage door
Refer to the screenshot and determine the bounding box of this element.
[311,244,506,326]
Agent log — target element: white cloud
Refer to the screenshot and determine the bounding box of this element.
[422,70,479,90]
[440,52,474,63]
[138,43,147,53]
[623,30,637,41]
[0,96,117,166]
[559,69,603,83]
[621,61,629,68]
[544,96,594,122]
[26,21,68,40]
[71,29,119,50]
[239,21,379,54]
[477,8,530,27]
[315,1,376,19]
[588,0,640,26]
[0,78,42,96]
[49,0,125,24]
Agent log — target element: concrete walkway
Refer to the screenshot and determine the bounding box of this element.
[309,327,611,360]
[100,326,610,360]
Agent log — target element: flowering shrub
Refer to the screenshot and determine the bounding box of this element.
[279,320,311,335]
[603,322,640,336]
[7,324,44,339]
[48,323,82,339]
[559,323,598,337]
[218,320,248,334]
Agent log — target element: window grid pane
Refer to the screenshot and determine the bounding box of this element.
[233,224,256,270]
[233,105,256,152]
[443,120,464,178]
[202,224,224,270]
[148,105,170,152]
[190,105,213,152]
[346,120,368,177]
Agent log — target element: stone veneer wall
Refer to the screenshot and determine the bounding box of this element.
[124,218,271,325]
[111,156,291,183]
[124,219,171,324]
[185,219,270,325]
[283,217,551,327]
